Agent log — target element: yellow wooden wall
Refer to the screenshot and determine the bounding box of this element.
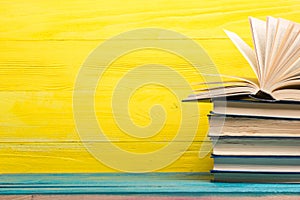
[0,0,299,173]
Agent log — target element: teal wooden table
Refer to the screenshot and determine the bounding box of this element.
[0,173,299,199]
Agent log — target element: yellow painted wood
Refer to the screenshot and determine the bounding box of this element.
[0,0,299,173]
[0,90,211,142]
[0,0,298,40]
[0,142,212,173]
[0,40,255,91]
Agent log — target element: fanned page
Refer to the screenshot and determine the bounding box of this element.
[268,22,300,97]
[266,19,299,83]
[185,86,256,101]
[273,89,300,101]
[273,25,300,82]
[184,74,259,101]
[249,17,266,87]
[269,57,300,93]
[224,30,259,81]
[265,18,295,88]
[266,18,291,73]
[264,16,277,85]
[184,16,300,102]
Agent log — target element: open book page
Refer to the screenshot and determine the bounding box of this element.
[264,18,298,89]
[264,16,277,82]
[185,86,257,101]
[272,89,300,101]
[186,76,259,101]
[267,43,300,93]
[280,56,300,80]
[224,30,260,82]
[271,78,300,91]
[189,74,259,98]
[267,18,291,72]
[249,17,266,87]
[194,81,256,92]
[184,16,299,102]
[278,49,300,80]
[267,19,294,69]
[195,73,259,86]
[272,30,300,84]
[269,57,300,92]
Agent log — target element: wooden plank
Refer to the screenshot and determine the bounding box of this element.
[28,196,300,200]
[0,195,300,200]
[0,0,298,40]
[0,142,213,173]
[0,196,31,200]
[0,173,299,195]
[0,40,256,91]
[0,90,211,142]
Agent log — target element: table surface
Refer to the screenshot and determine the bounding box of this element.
[0,173,299,196]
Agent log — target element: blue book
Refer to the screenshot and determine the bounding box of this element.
[210,95,300,119]
[212,155,300,174]
[211,171,300,183]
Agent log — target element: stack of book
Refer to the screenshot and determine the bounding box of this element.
[184,16,300,182]
[208,96,300,182]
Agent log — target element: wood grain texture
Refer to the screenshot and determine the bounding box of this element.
[0,142,212,173]
[0,40,255,91]
[0,173,299,195]
[29,196,300,200]
[0,0,299,173]
[0,196,31,200]
[0,0,299,40]
[1,196,300,200]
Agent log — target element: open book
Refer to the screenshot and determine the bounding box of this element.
[185,16,300,101]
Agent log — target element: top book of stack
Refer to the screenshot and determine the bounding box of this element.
[184,16,300,102]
